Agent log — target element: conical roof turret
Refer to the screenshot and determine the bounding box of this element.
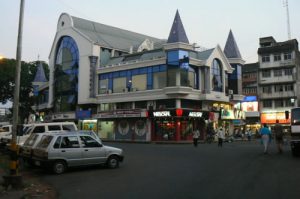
[224,30,242,59]
[167,10,189,44]
[33,61,47,83]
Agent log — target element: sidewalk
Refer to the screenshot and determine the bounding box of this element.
[0,151,57,199]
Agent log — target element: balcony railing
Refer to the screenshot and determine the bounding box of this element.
[259,91,296,99]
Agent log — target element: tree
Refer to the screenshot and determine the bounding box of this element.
[0,58,49,123]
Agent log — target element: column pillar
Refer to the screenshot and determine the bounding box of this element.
[89,56,98,98]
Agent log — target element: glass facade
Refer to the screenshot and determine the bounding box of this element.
[98,49,198,93]
[54,36,79,112]
[99,65,167,93]
[167,50,195,87]
[211,59,223,92]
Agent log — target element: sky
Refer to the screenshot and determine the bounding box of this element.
[0,0,300,64]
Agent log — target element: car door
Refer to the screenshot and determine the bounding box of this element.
[56,135,83,167]
[79,136,106,165]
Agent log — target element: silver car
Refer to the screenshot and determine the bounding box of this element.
[32,132,124,174]
[20,130,100,165]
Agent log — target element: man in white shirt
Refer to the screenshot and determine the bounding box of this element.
[217,127,225,147]
[193,129,200,147]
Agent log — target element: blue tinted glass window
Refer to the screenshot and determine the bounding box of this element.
[54,36,79,112]
[167,51,179,65]
[211,59,223,92]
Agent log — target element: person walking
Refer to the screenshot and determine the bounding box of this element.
[217,127,225,147]
[193,128,200,147]
[246,128,252,141]
[260,123,272,154]
[274,119,284,153]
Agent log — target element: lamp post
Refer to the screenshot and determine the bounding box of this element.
[3,0,25,189]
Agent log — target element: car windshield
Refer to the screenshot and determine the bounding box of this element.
[24,126,33,134]
[78,131,100,141]
[36,135,53,148]
[0,126,10,132]
[24,134,39,147]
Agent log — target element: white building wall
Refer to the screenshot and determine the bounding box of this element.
[49,13,100,108]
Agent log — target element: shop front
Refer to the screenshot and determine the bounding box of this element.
[95,109,149,141]
[149,109,208,141]
[260,111,291,133]
[219,105,246,137]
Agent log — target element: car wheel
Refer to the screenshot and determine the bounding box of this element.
[107,156,119,169]
[53,160,67,174]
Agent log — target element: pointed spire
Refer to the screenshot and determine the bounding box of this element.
[33,61,48,83]
[167,10,189,44]
[224,30,242,59]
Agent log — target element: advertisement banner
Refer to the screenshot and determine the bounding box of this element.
[260,112,290,124]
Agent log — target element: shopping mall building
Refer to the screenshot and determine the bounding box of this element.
[37,11,245,142]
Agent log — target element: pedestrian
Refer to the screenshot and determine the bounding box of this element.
[246,128,252,141]
[217,127,225,147]
[206,124,214,144]
[274,119,284,153]
[260,123,271,154]
[193,129,200,147]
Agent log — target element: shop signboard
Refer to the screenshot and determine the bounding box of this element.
[153,111,171,117]
[76,110,91,119]
[241,101,258,112]
[149,109,208,119]
[260,112,290,124]
[95,110,143,118]
[52,112,75,120]
[188,112,203,117]
[221,109,245,120]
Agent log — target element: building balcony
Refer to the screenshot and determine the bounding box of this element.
[242,77,257,82]
[259,74,295,84]
[259,91,296,99]
[96,87,229,104]
[163,86,193,96]
[260,59,295,69]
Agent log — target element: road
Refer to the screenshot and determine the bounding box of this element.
[37,140,300,199]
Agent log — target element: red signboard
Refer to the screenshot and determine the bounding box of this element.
[260,112,290,124]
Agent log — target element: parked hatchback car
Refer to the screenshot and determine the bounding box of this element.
[20,130,100,165]
[32,132,124,174]
[1,122,77,147]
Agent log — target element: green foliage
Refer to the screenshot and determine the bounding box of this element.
[0,58,49,123]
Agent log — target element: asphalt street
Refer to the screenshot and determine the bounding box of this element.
[37,140,300,199]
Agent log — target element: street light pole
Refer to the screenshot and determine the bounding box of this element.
[4,0,25,188]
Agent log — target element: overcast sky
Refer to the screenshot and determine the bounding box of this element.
[1,0,300,64]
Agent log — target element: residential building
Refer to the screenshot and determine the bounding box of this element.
[258,37,300,127]
[241,62,260,130]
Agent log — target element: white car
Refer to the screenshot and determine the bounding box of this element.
[0,122,77,147]
[32,132,124,174]
[20,130,100,165]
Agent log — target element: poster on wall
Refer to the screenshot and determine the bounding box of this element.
[241,102,258,112]
[135,120,147,137]
[221,109,245,120]
[115,120,147,140]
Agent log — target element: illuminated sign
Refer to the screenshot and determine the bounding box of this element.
[261,112,290,124]
[241,102,258,112]
[221,109,245,120]
[153,111,171,117]
[188,112,203,117]
[243,96,257,102]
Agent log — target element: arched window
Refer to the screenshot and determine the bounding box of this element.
[211,59,223,92]
[54,36,79,112]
